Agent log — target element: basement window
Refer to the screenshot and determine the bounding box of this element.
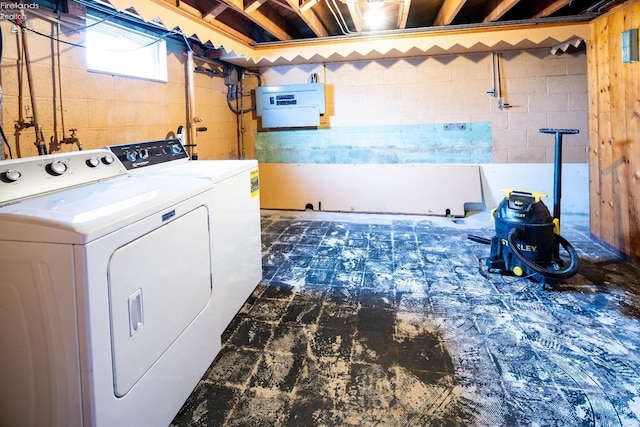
[85,17,168,81]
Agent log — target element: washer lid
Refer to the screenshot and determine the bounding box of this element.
[0,174,213,244]
[158,160,258,183]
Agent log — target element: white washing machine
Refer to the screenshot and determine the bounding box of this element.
[107,139,262,331]
[0,149,222,426]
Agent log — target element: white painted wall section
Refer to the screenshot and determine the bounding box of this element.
[480,163,589,214]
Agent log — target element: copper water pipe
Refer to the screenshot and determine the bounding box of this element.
[15,28,26,129]
[186,49,198,160]
[56,21,67,144]
[19,20,46,154]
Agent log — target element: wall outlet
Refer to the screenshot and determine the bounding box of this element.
[443,123,467,131]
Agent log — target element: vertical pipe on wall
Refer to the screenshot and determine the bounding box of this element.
[236,94,241,158]
[239,76,245,159]
[487,52,498,97]
[186,49,198,160]
[12,25,26,158]
[16,28,24,130]
[487,52,511,110]
[55,20,66,145]
[496,53,511,109]
[20,23,46,155]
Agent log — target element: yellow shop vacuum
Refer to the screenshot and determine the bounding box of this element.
[484,189,579,283]
[471,128,581,284]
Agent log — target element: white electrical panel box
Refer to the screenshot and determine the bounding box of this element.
[256,83,325,128]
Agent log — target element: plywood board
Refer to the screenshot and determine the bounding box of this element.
[258,163,482,216]
[588,1,640,262]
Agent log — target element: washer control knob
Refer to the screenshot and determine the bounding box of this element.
[102,154,115,165]
[139,148,149,160]
[170,144,182,154]
[4,168,22,182]
[49,160,68,176]
[126,151,137,162]
[87,157,100,168]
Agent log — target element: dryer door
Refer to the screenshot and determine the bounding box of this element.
[108,206,211,397]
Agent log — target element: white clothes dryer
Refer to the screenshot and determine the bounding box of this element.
[107,139,262,331]
[0,149,221,426]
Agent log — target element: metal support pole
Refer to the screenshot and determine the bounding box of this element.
[540,128,578,261]
[539,127,579,222]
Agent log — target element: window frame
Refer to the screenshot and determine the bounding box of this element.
[84,15,168,82]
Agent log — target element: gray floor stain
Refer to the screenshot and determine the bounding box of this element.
[172,210,640,426]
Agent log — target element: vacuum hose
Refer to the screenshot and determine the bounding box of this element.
[507,228,580,280]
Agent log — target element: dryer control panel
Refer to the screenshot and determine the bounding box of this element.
[108,139,189,171]
[0,149,127,205]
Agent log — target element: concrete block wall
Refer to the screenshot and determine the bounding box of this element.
[256,49,589,164]
[0,18,238,160]
[254,50,590,214]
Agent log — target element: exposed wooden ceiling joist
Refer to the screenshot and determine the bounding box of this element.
[434,0,468,26]
[208,0,294,41]
[245,6,293,40]
[103,0,625,44]
[98,0,617,66]
[245,0,268,13]
[285,0,330,36]
[397,0,411,28]
[203,3,229,19]
[533,0,574,19]
[482,0,521,23]
[346,2,363,32]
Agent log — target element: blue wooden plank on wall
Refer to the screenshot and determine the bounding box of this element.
[254,123,492,164]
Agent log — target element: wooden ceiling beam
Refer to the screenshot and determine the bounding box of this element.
[212,0,294,40]
[532,0,571,19]
[245,0,268,13]
[209,0,243,11]
[202,3,228,19]
[434,0,468,26]
[286,0,329,37]
[247,6,294,40]
[176,0,204,17]
[482,0,522,23]
[347,2,363,32]
[397,0,411,28]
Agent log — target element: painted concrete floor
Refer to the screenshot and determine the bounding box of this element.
[172,209,640,426]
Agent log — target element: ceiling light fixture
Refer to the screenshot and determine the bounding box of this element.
[364,6,386,30]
